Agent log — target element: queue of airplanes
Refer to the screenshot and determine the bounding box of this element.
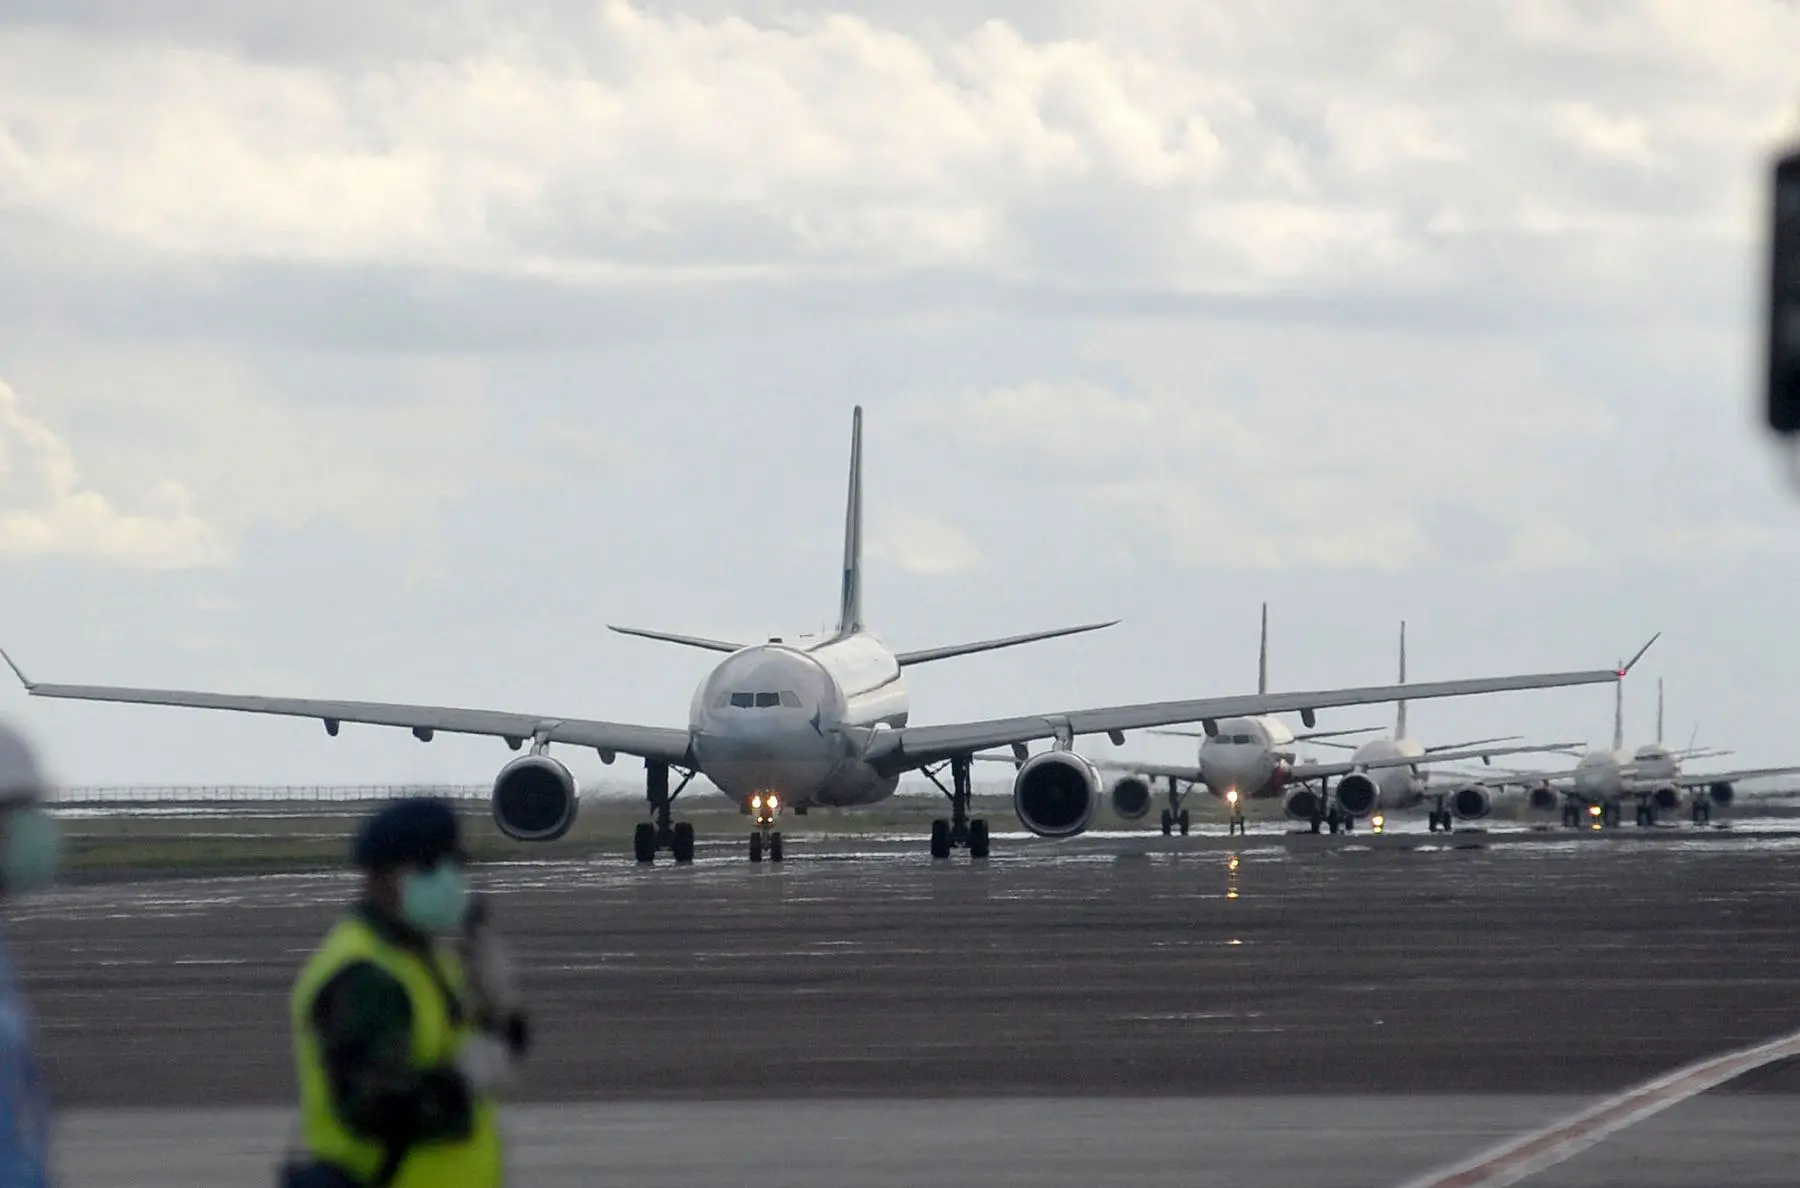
[4,406,1776,864]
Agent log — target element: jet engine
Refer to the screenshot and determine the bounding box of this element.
[1283,787,1324,821]
[1334,773,1379,818]
[1527,785,1559,812]
[492,754,579,841]
[1013,751,1101,838]
[1108,775,1153,821]
[1708,781,1735,807]
[1650,784,1682,812]
[1448,784,1492,821]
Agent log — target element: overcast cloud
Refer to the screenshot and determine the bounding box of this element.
[0,0,1796,788]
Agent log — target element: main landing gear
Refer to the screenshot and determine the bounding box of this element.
[1160,776,1195,836]
[1691,799,1712,826]
[634,760,697,864]
[1634,801,1659,828]
[921,755,990,860]
[748,793,784,864]
[1427,805,1454,833]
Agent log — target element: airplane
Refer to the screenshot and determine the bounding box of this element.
[1099,613,1612,836]
[0,408,1641,864]
[1458,676,1800,828]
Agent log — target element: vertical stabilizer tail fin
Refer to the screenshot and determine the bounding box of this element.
[1613,676,1625,753]
[1257,602,1269,695]
[1396,620,1409,739]
[836,406,864,636]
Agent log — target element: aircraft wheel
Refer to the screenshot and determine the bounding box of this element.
[929,818,951,860]
[1160,809,1173,836]
[633,823,657,864]
[749,831,764,863]
[1178,809,1191,836]
[671,822,695,864]
[968,819,991,859]
[769,832,784,863]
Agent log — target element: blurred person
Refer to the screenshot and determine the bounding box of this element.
[282,797,529,1188]
[0,723,63,1188]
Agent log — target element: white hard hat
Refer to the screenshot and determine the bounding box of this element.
[0,721,45,806]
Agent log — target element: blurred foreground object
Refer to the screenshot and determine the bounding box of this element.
[284,797,527,1188]
[1768,143,1800,437]
[0,721,60,1188]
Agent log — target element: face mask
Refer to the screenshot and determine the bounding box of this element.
[399,863,470,935]
[2,807,61,894]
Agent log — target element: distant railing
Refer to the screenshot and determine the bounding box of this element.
[45,779,1019,808]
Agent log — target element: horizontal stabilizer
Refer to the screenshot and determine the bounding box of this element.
[607,625,745,654]
[894,621,1118,667]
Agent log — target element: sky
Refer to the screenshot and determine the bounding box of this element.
[0,0,1797,793]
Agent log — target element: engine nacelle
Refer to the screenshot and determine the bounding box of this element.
[1109,775,1153,821]
[1528,785,1559,812]
[1709,781,1735,806]
[1650,784,1682,812]
[1283,787,1324,821]
[1448,784,1492,821]
[492,754,579,841]
[1335,773,1379,818]
[1013,751,1101,838]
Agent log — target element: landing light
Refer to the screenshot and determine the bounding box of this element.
[1371,814,1386,833]
[1588,804,1602,817]
[768,794,779,810]
[1226,788,1240,806]
[751,794,763,810]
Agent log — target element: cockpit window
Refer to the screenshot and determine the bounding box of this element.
[1233,734,1255,745]
[721,690,802,710]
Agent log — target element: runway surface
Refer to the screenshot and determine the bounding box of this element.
[9,823,1800,1184]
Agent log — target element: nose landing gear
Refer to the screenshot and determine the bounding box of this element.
[748,793,784,863]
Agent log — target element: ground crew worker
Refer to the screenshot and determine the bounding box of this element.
[0,723,63,1188]
[284,796,529,1188]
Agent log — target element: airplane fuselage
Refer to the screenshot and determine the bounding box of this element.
[687,631,906,808]
[1347,736,1430,808]
[1195,715,1296,800]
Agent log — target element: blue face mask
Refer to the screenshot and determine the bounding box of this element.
[2,807,61,894]
[399,863,470,935]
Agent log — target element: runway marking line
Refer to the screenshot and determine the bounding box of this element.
[1394,1026,1800,1188]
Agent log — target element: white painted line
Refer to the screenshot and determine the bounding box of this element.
[1395,1026,1800,1188]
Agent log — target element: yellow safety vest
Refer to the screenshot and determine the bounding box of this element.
[292,915,503,1188]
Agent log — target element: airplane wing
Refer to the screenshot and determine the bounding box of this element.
[0,650,695,766]
[1287,741,1588,783]
[894,621,1118,667]
[1674,765,1800,788]
[868,649,1646,774]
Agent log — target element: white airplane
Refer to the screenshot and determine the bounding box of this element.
[1463,677,1800,828]
[1,408,1638,864]
[1103,613,1612,835]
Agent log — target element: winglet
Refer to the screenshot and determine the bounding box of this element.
[0,648,34,691]
[1619,633,1660,676]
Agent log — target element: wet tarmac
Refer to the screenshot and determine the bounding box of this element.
[11,825,1800,1184]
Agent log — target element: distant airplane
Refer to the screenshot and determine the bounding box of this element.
[2,409,1639,863]
[1100,611,1603,835]
[1456,677,1800,827]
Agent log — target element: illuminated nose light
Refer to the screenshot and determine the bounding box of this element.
[1371,814,1386,833]
[1226,788,1240,806]
[1588,804,1602,816]
[768,794,779,810]
[751,794,763,809]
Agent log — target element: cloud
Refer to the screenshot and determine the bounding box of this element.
[0,379,228,568]
[0,0,1790,310]
[869,509,981,575]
